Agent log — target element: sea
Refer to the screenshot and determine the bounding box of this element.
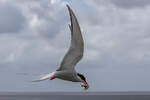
[0,92,150,100]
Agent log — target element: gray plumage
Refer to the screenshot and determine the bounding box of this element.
[32,5,88,89]
[57,5,84,71]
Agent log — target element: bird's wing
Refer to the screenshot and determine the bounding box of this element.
[57,5,84,71]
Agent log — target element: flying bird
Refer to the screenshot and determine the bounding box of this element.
[33,5,89,90]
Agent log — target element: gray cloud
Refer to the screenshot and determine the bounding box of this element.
[17,0,68,38]
[110,0,150,9]
[88,0,150,9]
[0,3,25,33]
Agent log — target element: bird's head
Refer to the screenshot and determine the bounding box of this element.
[77,73,89,90]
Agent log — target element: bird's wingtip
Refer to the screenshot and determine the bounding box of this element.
[66,4,69,8]
[66,4,71,11]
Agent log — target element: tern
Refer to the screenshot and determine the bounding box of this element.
[33,5,89,90]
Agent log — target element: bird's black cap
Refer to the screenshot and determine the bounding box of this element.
[77,73,86,82]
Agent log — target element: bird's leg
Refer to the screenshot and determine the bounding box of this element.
[50,76,56,80]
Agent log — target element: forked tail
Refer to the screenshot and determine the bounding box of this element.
[32,72,55,82]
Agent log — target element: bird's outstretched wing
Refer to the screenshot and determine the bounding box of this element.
[57,5,84,71]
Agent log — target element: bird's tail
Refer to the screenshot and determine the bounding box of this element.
[32,72,56,82]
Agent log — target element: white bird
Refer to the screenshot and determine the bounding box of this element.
[33,5,89,90]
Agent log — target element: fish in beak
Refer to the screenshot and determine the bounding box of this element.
[81,81,89,90]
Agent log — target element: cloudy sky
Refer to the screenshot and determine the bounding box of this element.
[0,0,150,92]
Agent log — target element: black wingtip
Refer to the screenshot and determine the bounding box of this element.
[66,4,70,9]
[66,5,77,20]
[66,4,72,13]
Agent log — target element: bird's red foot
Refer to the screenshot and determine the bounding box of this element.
[50,76,56,80]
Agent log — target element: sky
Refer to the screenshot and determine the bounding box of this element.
[0,0,150,92]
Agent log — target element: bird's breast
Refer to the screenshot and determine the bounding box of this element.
[55,71,80,82]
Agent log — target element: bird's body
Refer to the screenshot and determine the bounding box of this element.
[54,71,81,82]
[33,5,89,90]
